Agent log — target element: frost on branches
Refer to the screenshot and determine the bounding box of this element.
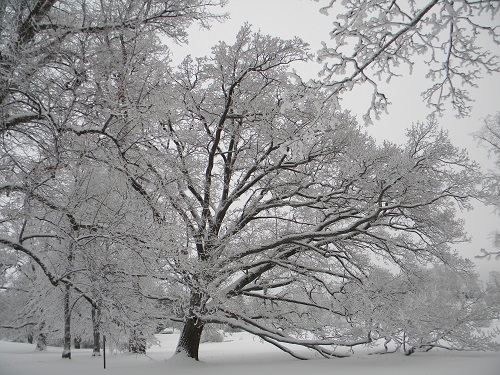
[343,265,500,355]
[117,27,491,359]
[475,113,500,260]
[1,0,499,363]
[0,0,226,359]
[315,0,500,122]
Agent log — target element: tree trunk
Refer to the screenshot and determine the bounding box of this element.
[36,322,47,351]
[128,276,146,354]
[62,284,71,359]
[74,336,81,349]
[62,239,74,358]
[175,317,204,360]
[91,304,101,356]
[36,332,47,351]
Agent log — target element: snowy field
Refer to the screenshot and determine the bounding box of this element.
[1,332,499,375]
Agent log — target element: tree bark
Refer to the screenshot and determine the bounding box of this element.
[36,332,47,351]
[175,317,204,360]
[91,304,101,356]
[62,284,71,359]
[62,240,74,359]
[128,276,146,354]
[36,322,47,351]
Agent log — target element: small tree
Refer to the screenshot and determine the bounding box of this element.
[475,113,500,259]
[343,264,500,354]
[0,257,64,350]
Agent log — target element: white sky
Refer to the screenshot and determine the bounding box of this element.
[169,0,500,278]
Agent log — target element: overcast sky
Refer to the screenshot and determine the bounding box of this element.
[169,0,500,278]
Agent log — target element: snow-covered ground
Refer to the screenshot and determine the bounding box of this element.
[1,332,499,375]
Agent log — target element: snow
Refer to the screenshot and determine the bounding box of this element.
[1,332,499,375]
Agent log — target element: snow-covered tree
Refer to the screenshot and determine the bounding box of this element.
[0,256,63,350]
[315,0,500,121]
[475,113,500,259]
[99,27,483,359]
[2,0,498,363]
[0,153,169,355]
[1,0,225,359]
[343,264,500,355]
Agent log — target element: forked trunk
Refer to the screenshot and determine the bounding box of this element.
[175,317,204,360]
